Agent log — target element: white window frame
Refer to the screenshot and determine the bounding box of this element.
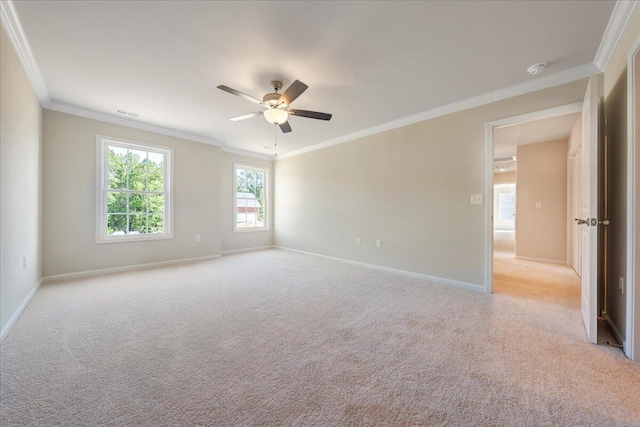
[96,135,174,243]
[233,163,270,233]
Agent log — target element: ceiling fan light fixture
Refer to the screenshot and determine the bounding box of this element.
[264,108,288,125]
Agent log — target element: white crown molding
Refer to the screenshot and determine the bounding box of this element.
[0,0,50,104]
[221,145,275,161]
[594,0,639,71]
[278,63,599,160]
[2,0,625,162]
[47,101,225,147]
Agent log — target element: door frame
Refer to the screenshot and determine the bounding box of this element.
[626,33,640,362]
[484,102,583,294]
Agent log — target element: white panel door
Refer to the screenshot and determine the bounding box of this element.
[580,75,601,344]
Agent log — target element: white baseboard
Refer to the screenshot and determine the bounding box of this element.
[221,245,274,256]
[43,254,222,282]
[1,277,44,344]
[602,312,625,347]
[274,246,484,293]
[515,255,567,265]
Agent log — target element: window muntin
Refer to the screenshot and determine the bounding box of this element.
[234,164,268,232]
[97,136,172,243]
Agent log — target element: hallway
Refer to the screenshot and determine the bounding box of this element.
[493,240,622,350]
[494,240,580,308]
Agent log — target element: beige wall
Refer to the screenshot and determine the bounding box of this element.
[601,6,640,341]
[274,80,587,287]
[515,139,568,263]
[1,26,43,336]
[42,110,221,276]
[494,172,516,184]
[220,151,273,252]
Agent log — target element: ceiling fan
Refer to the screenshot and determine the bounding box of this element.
[217,80,332,133]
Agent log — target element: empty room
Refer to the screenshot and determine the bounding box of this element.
[2,1,640,425]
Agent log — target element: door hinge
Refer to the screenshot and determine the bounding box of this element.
[591,218,597,226]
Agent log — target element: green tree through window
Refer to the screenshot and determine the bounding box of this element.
[101,139,170,240]
[235,165,267,230]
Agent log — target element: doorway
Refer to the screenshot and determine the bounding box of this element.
[489,106,583,306]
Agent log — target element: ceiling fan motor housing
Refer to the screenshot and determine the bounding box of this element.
[263,92,281,106]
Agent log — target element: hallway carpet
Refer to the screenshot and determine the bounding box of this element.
[1,249,639,426]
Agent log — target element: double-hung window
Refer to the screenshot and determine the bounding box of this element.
[233,164,269,232]
[96,135,173,243]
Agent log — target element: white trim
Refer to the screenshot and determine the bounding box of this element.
[274,246,484,293]
[485,102,583,294]
[222,145,275,161]
[0,0,228,150]
[489,102,584,129]
[514,256,567,265]
[0,0,609,162]
[232,163,270,233]
[278,65,598,160]
[221,245,274,255]
[0,278,44,344]
[603,312,626,348]
[626,33,640,361]
[594,0,639,71]
[0,0,50,104]
[2,0,630,163]
[485,123,495,294]
[43,255,221,282]
[95,135,174,243]
[48,102,225,147]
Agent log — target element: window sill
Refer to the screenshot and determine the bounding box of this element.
[232,227,270,234]
[96,233,173,244]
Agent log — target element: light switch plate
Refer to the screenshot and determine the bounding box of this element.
[470,194,483,205]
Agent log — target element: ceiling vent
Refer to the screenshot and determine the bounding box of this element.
[116,109,140,118]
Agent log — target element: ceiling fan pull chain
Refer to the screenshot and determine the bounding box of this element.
[274,123,278,158]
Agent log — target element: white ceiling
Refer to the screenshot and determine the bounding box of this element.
[493,112,581,159]
[13,1,614,156]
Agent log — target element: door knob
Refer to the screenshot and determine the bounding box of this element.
[575,218,588,225]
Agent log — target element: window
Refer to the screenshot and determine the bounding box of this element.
[96,135,173,243]
[498,192,515,221]
[233,164,268,232]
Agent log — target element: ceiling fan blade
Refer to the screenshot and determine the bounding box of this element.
[229,111,263,121]
[279,80,308,106]
[279,121,292,133]
[217,85,264,105]
[287,109,332,121]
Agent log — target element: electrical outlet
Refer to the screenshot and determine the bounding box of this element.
[195,235,201,242]
[356,237,361,245]
[376,240,382,248]
[619,276,624,295]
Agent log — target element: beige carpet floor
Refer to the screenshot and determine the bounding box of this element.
[1,248,639,426]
